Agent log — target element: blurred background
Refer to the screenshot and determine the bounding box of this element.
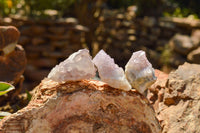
[0,0,200,113]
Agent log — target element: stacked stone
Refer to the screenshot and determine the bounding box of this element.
[94,10,200,70]
[1,17,88,88]
[1,9,200,87]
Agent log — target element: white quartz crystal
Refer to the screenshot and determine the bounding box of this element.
[93,50,131,91]
[125,50,156,94]
[48,49,96,82]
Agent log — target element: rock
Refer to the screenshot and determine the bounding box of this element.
[149,35,158,41]
[25,45,54,53]
[31,25,46,35]
[142,17,156,27]
[128,35,136,41]
[24,64,50,81]
[147,63,200,133]
[147,70,168,111]
[127,29,136,35]
[116,14,124,20]
[75,25,89,32]
[0,26,20,49]
[191,29,200,45]
[25,65,49,82]
[0,45,26,84]
[64,17,78,25]
[20,26,32,36]
[125,50,156,94]
[93,50,131,91]
[42,51,65,58]
[48,27,65,35]
[32,37,46,45]
[48,49,96,82]
[44,34,69,41]
[159,21,175,29]
[187,46,200,63]
[151,27,161,36]
[18,36,30,45]
[0,79,161,133]
[150,69,168,90]
[50,41,68,48]
[169,34,197,55]
[28,58,57,68]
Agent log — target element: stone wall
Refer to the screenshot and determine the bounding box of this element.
[94,10,200,72]
[0,16,88,89]
[1,11,200,89]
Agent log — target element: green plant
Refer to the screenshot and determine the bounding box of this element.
[25,89,32,101]
[22,0,77,17]
[0,0,77,17]
[0,0,22,16]
[0,82,15,96]
[163,0,200,18]
[163,7,199,19]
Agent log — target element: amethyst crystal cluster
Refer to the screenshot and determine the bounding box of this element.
[48,49,156,94]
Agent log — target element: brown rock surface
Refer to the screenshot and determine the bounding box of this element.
[0,45,26,84]
[148,63,200,133]
[0,26,20,49]
[0,26,26,84]
[0,79,161,133]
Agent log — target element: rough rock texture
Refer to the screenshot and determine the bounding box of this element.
[187,46,200,64]
[48,49,96,82]
[169,34,197,56]
[0,26,27,113]
[93,50,131,91]
[148,63,200,133]
[125,50,156,94]
[0,45,26,84]
[0,26,26,85]
[0,79,161,133]
[0,26,20,49]
[147,70,168,113]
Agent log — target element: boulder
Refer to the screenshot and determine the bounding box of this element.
[148,63,200,133]
[169,34,197,55]
[187,46,200,64]
[0,79,161,133]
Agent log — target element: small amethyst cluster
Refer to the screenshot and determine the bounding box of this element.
[48,49,156,94]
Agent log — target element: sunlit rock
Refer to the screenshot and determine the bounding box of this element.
[48,49,96,82]
[93,50,131,91]
[125,50,156,94]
